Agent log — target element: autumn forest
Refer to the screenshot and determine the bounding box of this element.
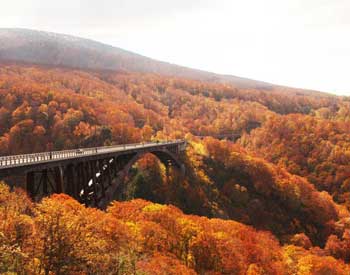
[0,61,350,274]
[1,28,350,275]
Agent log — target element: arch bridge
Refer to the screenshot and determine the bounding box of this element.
[0,140,187,209]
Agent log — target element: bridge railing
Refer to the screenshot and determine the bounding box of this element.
[0,140,186,169]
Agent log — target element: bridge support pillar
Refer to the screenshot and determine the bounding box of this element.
[90,160,98,205]
[81,163,89,206]
[75,163,83,203]
[54,166,64,194]
[66,164,77,199]
[98,160,106,198]
[26,171,35,199]
[42,169,48,196]
[107,163,112,186]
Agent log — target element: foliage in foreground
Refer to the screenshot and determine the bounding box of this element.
[0,183,349,275]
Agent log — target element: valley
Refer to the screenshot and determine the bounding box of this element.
[0,29,350,274]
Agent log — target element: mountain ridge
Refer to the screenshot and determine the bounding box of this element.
[0,28,332,95]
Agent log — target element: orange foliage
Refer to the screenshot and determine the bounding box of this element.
[1,62,350,272]
[1,185,350,274]
[242,114,350,204]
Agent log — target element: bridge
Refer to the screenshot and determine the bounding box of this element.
[195,134,241,141]
[0,140,187,209]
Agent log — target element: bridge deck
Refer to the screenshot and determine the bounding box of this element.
[0,140,186,171]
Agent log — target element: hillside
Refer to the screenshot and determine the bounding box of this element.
[1,184,350,274]
[241,114,350,204]
[1,31,350,273]
[0,28,336,97]
[0,28,265,88]
[1,63,350,244]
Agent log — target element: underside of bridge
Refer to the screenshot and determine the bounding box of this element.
[23,147,185,209]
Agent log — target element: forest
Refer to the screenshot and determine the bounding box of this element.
[1,63,350,274]
[2,183,350,274]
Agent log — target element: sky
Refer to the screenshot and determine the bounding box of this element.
[1,0,350,95]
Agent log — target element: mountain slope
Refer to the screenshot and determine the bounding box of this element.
[0,28,330,94]
[1,45,350,270]
[0,63,348,247]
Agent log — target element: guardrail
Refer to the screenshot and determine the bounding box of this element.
[0,140,186,169]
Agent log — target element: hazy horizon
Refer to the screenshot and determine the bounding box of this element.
[1,0,350,96]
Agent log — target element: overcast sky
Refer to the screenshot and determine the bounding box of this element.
[1,0,350,95]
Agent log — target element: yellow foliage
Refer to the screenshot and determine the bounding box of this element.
[142,203,166,213]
